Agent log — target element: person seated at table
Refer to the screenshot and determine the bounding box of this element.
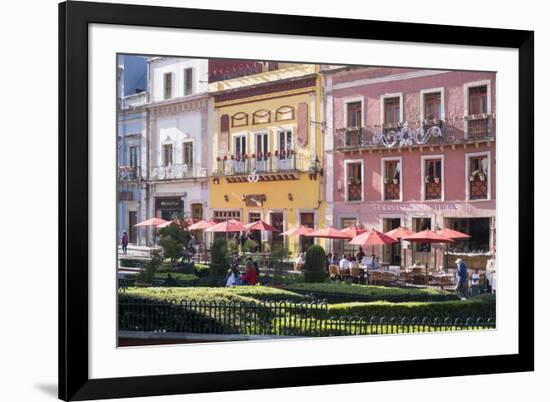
[226,265,243,287]
[325,253,333,272]
[339,254,350,277]
[372,255,381,270]
[240,260,258,285]
[356,247,365,262]
[360,254,373,268]
[294,252,305,272]
[349,256,358,269]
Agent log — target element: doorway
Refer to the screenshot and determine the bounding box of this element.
[128,211,137,244]
[269,212,285,252]
[383,218,401,264]
[191,203,204,242]
[299,212,315,253]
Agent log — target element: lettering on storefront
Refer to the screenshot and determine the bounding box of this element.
[361,203,472,213]
[244,194,266,207]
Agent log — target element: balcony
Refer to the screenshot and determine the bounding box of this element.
[214,152,316,183]
[334,116,495,152]
[347,182,362,201]
[150,164,207,181]
[384,179,400,200]
[466,114,494,139]
[119,165,141,181]
[119,92,147,110]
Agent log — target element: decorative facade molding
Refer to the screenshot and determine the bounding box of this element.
[213,76,317,103]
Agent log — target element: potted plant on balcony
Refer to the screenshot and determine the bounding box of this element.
[479,173,486,182]
[393,178,399,185]
[424,175,430,184]
[434,177,440,184]
[469,174,475,182]
[384,177,389,184]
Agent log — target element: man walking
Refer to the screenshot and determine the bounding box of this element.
[121,231,129,255]
[455,258,469,299]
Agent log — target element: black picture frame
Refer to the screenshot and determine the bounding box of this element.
[59,1,534,400]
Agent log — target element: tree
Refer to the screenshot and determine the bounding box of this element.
[158,219,191,262]
[210,238,229,278]
[136,250,163,285]
[303,244,327,283]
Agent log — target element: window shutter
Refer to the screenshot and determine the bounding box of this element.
[220,114,230,153]
[297,102,308,147]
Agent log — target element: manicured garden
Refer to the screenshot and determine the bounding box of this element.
[118,224,496,337]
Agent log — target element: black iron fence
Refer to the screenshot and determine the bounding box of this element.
[119,297,495,337]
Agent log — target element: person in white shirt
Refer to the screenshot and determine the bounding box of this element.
[294,252,305,271]
[339,255,350,272]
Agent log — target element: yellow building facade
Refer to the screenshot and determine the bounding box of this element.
[209,64,326,256]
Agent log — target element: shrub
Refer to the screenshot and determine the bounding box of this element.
[119,257,148,268]
[210,238,229,278]
[326,294,496,320]
[193,263,210,278]
[158,236,182,262]
[242,239,259,252]
[135,250,163,285]
[284,283,457,303]
[119,285,307,304]
[270,248,290,286]
[304,245,327,283]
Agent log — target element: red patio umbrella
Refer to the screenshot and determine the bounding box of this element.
[436,228,470,269]
[134,217,169,227]
[245,220,279,232]
[134,217,170,246]
[280,225,314,236]
[436,228,471,240]
[305,226,352,239]
[403,230,453,283]
[339,225,366,238]
[188,219,218,230]
[205,219,246,233]
[157,218,194,228]
[245,220,279,253]
[385,226,415,240]
[349,229,398,247]
[385,226,416,268]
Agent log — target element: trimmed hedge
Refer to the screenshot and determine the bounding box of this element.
[119,285,308,304]
[154,272,199,282]
[326,294,496,320]
[119,257,149,268]
[194,263,210,278]
[284,283,458,303]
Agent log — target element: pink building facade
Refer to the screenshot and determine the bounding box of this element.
[322,67,496,268]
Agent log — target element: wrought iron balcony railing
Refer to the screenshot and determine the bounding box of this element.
[119,165,141,181]
[150,163,207,181]
[335,116,495,151]
[214,152,313,177]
